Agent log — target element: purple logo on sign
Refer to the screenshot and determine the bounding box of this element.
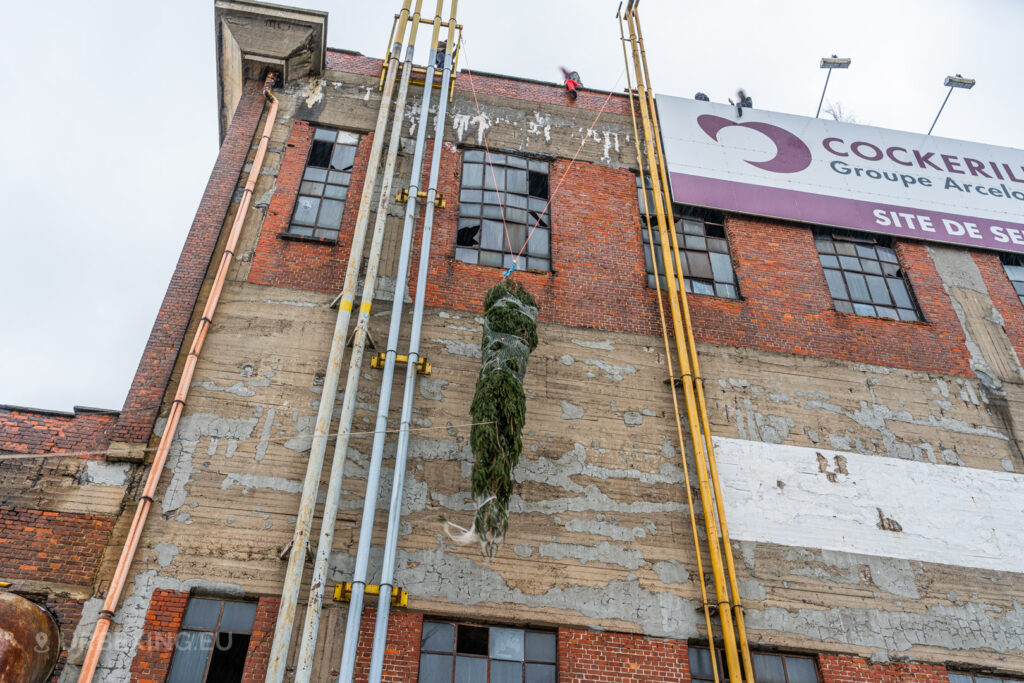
[697,115,812,174]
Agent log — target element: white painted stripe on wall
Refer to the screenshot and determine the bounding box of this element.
[714,437,1024,573]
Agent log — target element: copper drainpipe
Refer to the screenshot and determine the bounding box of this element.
[77,73,280,683]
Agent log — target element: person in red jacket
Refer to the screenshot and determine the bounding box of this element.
[560,67,582,100]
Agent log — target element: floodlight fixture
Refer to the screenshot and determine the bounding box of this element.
[820,56,851,69]
[816,54,852,118]
[944,74,975,89]
[928,73,976,135]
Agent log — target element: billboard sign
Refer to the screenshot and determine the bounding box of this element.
[657,95,1024,254]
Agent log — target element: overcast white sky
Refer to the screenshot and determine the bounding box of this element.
[1,0,1022,412]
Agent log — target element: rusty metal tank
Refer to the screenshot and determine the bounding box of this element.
[0,592,61,683]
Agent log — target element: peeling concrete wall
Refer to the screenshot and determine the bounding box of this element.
[74,56,1024,678]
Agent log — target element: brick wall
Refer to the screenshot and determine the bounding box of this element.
[415,143,662,336]
[129,589,189,683]
[128,594,279,683]
[418,144,971,375]
[0,506,114,585]
[352,607,424,683]
[325,50,632,115]
[558,627,691,682]
[691,214,972,375]
[0,406,116,457]
[818,654,949,683]
[247,122,374,292]
[111,79,268,445]
[973,249,1024,364]
[240,596,279,683]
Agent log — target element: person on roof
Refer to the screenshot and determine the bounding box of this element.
[560,67,583,101]
[728,89,752,117]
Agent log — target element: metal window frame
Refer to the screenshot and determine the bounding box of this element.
[418,619,558,683]
[813,226,924,322]
[636,176,738,299]
[689,645,821,683]
[286,125,361,242]
[999,251,1024,308]
[169,597,257,683]
[455,149,552,272]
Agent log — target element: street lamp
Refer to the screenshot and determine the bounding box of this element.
[816,55,851,118]
[928,74,976,135]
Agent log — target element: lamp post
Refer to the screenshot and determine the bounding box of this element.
[816,55,851,118]
[928,74,975,135]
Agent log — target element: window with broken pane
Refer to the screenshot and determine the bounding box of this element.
[287,127,360,241]
[690,646,819,683]
[949,673,1024,683]
[456,150,551,271]
[636,176,738,298]
[166,597,257,683]
[999,252,1024,307]
[813,227,922,321]
[418,621,557,683]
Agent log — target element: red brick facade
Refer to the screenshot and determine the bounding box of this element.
[0,405,116,457]
[129,592,279,683]
[241,597,280,683]
[129,589,189,683]
[818,654,949,683]
[248,122,374,293]
[352,607,425,683]
[324,51,632,116]
[558,627,691,682]
[111,79,269,445]
[974,249,1024,364]
[248,53,978,377]
[0,506,114,585]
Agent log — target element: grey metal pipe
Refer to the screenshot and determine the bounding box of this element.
[265,3,414,680]
[290,2,428,680]
[336,12,445,683]
[366,9,457,682]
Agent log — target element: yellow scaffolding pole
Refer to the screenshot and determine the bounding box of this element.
[620,3,754,681]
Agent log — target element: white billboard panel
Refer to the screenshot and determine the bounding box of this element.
[657,95,1024,254]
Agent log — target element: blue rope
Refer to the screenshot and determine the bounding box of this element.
[502,261,518,279]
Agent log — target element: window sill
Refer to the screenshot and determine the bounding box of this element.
[454,258,553,276]
[278,232,338,246]
[832,309,930,325]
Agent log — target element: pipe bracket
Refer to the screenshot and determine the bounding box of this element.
[333,582,408,608]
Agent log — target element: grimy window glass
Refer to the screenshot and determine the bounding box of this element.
[1000,252,1024,307]
[690,647,819,683]
[457,150,551,272]
[814,227,922,321]
[636,176,738,299]
[167,597,257,683]
[288,127,360,241]
[418,620,557,683]
[949,673,1024,683]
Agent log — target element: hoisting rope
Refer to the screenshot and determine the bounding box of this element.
[458,36,626,277]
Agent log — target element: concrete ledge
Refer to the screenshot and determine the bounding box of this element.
[214,0,328,140]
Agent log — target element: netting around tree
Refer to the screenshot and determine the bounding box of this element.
[468,279,538,557]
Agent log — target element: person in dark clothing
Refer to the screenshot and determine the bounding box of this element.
[695,92,710,102]
[435,41,447,71]
[728,89,752,117]
[560,67,582,100]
